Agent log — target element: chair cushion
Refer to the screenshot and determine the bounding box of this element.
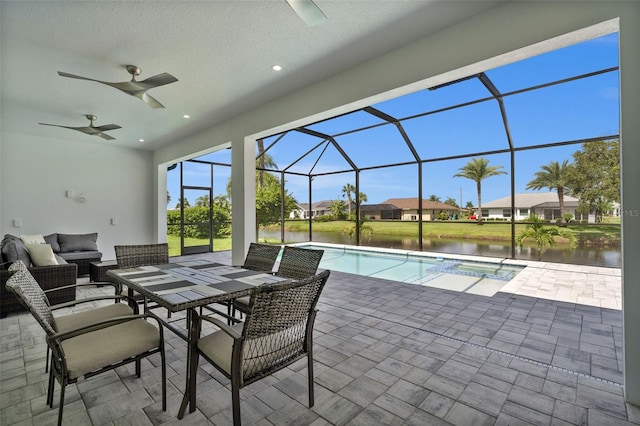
[58,233,98,253]
[233,296,250,311]
[197,323,244,375]
[53,303,133,332]
[198,323,303,379]
[58,251,102,261]
[61,318,160,379]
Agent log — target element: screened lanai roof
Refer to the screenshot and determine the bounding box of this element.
[256,32,619,179]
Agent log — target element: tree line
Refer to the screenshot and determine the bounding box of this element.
[454,139,619,224]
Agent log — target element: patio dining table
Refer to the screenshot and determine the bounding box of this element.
[106,259,288,418]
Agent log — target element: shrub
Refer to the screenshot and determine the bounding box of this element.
[167,205,231,239]
[314,215,334,222]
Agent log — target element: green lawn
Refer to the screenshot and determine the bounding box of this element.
[167,235,231,256]
[274,220,520,240]
[267,219,620,244]
[167,218,620,256]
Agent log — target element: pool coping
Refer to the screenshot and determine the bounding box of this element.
[292,242,622,309]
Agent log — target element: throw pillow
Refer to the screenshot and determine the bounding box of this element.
[43,234,61,253]
[20,234,46,245]
[57,233,98,252]
[26,244,59,266]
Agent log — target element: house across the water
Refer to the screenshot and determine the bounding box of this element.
[375,198,460,221]
[479,192,585,221]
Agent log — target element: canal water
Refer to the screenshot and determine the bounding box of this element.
[258,229,621,268]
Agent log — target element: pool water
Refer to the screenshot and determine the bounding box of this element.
[295,244,525,297]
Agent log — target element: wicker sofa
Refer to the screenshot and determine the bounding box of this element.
[1,233,102,317]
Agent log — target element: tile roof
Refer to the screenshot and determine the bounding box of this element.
[382,198,459,210]
[482,192,579,208]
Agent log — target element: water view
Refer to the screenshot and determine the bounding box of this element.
[258,229,621,268]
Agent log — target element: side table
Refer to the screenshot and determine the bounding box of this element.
[89,260,119,283]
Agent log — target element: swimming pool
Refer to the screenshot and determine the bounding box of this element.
[294,243,526,297]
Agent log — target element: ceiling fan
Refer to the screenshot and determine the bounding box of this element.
[57,65,178,109]
[286,0,327,26]
[39,115,121,140]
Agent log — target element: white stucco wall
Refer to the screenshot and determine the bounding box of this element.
[0,131,154,259]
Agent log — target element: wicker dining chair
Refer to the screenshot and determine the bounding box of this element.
[43,271,136,375]
[232,245,323,317]
[185,269,330,425]
[5,261,166,426]
[216,243,281,320]
[241,242,282,272]
[114,243,169,269]
[274,245,325,280]
[114,243,169,313]
[2,260,135,377]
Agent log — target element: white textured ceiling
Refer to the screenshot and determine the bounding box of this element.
[1,1,504,150]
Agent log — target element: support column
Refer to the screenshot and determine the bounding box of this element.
[155,164,168,244]
[231,137,256,266]
[621,11,640,406]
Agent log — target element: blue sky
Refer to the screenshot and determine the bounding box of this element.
[168,33,619,208]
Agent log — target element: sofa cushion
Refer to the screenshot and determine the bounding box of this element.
[26,244,58,266]
[1,235,32,268]
[44,233,61,253]
[57,251,102,261]
[58,233,98,252]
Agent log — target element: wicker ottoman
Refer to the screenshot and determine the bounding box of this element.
[89,260,118,283]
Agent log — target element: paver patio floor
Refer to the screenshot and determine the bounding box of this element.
[1,251,637,425]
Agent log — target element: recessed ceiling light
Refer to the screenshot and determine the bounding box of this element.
[183,114,190,119]
[139,139,145,143]
[272,65,282,71]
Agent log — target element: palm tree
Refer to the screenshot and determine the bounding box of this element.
[516,214,577,260]
[175,198,190,209]
[526,159,571,225]
[341,183,356,216]
[454,157,506,224]
[428,194,441,202]
[195,194,210,207]
[331,200,347,220]
[256,141,277,187]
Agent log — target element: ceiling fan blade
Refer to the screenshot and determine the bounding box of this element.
[285,0,327,26]
[39,122,77,130]
[139,92,166,109]
[138,73,178,89]
[97,132,116,141]
[94,124,122,132]
[57,71,108,84]
[40,122,119,139]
